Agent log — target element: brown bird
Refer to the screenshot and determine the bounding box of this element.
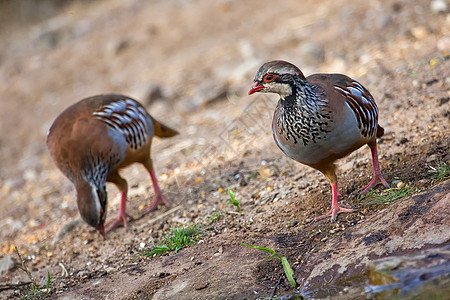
[248,60,388,222]
[47,94,178,236]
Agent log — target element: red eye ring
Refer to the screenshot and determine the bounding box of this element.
[263,74,278,83]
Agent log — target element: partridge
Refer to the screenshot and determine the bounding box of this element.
[47,94,178,236]
[248,60,388,222]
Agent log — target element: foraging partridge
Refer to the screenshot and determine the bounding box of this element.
[248,60,388,222]
[47,94,178,236]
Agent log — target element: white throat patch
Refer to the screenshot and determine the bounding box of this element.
[88,181,101,218]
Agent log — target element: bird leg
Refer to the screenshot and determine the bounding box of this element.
[358,143,389,195]
[106,174,134,232]
[143,168,170,214]
[107,188,135,232]
[314,182,354,222]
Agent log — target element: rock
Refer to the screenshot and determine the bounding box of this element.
[366,246,450,298]
[2,176,25,193]
[299,181,450,297]
[437,36,450,53]
[426,154,438,163]
[52,218,84,245]
[30,15,73,49]
[298,43,325,65]
[0,254,17,275]
[193,83,228,108]
[340,161,355,172]
[410,26,428,40]
[431,0,447,13]
[296,181,308,189]
[228,58,262,86]
[3,220,25,236]
[144,83,165,106]
[115,39,131,55]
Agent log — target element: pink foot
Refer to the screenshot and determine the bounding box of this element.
[106,212,134,233]
[359,143,389,195]
[143,194,170,215]
[359,174,389,195]
[314,205,354,222]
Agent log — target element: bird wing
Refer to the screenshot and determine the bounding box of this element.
[307,74,379,139]
[92,98,150,150]
[333,79,378,139]
[314,74,379,139]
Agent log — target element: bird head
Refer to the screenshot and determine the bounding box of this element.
[75,180,107,238]
[248,60,306,98]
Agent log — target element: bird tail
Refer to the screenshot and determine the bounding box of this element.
[151,117,179,138]
[376,125,384,138]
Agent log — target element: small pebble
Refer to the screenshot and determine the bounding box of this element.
[431,0,447,12]
[194,282,209,290]
[92,280,102,287]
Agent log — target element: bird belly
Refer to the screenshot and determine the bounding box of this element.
[273,130,329,164]
[273,111,367,165]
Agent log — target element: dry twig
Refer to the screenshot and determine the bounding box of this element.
[14,246,37,289]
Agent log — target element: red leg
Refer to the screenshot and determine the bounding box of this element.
[314,182,354,222]
[359,144,389,195]
[143,168,170,214]
[107,186,134,232]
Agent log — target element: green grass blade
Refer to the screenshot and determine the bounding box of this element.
[281,257,298,288]
[227,188,242,212]
[46,270,51,289]
[241,243,281,259]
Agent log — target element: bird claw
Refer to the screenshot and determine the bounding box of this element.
[314,205,354,222]
[142,194,170,215]
[106,213,134,233]
[358,174,389,197]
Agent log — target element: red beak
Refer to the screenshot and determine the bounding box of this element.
[97,223,106,239]
[248,82,264,95]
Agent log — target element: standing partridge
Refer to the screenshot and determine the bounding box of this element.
[248,60,388,222]
[47,94,178,236]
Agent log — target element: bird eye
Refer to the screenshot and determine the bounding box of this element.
[263,74,277,83]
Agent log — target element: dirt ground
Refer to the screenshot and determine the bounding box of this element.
[0,0,449,299]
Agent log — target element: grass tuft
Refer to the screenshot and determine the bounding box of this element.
[146,225,200,257]
[359,183,419,205]
[207,210,224,224]
[429,161,450,184]
[14,246,51,299]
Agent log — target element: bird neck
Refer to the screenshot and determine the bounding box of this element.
[276,80,331,146]
[80,157,110,190]
[281,79,320,110]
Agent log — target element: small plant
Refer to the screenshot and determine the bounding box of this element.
[242,243,298,288]
[14,246,52,299]
[45,270,51,291]
[429,161,450,184]
[207,210,223,223]
[359,183,419,205]
[146,225,200,257]
[226,188,242,212]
